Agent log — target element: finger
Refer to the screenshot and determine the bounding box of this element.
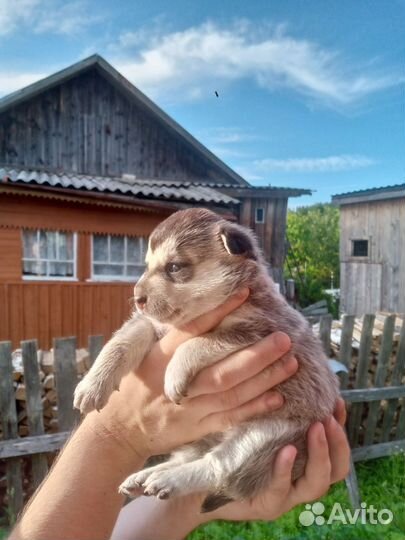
[291,423,331,505]
[333,398,347,427]
[324,416,351,483]
[266,444,297,497]
[199,390,284,434]
[193,355,297,415]
[157,288,249,359]
[188,332,292,397]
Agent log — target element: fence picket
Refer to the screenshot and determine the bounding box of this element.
[338,315,355,389]
[0,341,24,523]
[319,314,332,357]
[53,337,79,431]
[22,340,48,488]
[396,401,405,440]
[381,322,405,442]
[363,315,395,446]
[347,314,375,446]
[88,335,103,367]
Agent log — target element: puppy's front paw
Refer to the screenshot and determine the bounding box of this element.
[120,469,181,500]
[164,362,190,404]
[73,374,119,414]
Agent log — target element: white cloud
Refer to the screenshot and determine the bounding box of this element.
[0,71,48,96]
[111,21,402,106]
[0,0,101,36]
[254,154,377,173]
[208,127,259,144]
[0,0,40,35]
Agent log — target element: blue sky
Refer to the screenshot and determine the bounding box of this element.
[1,0,404,206]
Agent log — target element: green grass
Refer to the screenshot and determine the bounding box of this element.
[0,528,8,540]
[188,454,405,540]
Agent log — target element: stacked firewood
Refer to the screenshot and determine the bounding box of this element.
[328,312,404,357]
[7,348,92,438]
[313,311,405,388]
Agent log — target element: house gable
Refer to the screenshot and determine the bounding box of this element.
[0,56,246,185]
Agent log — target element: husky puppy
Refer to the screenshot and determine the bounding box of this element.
[74,208,339,511]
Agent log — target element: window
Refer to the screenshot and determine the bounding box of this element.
[352,239,369,257]
[92,234,147,280]
[255,207,265,224]
[22,230,76,279]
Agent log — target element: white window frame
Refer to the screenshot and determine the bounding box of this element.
[90,234,147,282]
[22,230,78,281]
[255,207,265,224]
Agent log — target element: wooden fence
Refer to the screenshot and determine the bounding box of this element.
[0,335,103,523]
[1,315,405,523]
[318,313,405,461]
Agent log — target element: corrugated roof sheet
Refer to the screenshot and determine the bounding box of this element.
[0,168,239,205]
[332,183,405,200]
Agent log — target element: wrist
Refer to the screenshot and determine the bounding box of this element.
[82,408,150,470]
[157,493,208,536]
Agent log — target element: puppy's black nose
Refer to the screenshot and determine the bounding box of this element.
[135,295,147,309]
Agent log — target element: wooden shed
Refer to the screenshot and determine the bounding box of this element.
[0,55,309,348]
[333,184,405,315]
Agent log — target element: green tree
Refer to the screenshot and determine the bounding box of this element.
[285,203,340,311]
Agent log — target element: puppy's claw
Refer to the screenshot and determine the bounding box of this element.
[118,482,143,499]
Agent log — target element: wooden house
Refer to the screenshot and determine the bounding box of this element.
[333,184,405,315]
[0,55,309,348]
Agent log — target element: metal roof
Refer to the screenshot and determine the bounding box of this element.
[0,167,239,205]
[0,55,248,188]
[332,184,405,205]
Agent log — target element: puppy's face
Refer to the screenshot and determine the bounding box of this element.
[134,208,260,325]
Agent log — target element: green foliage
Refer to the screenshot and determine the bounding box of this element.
[188,454,405,540]
[285,204,340,311]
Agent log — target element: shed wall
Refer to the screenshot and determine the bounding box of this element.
[339,198,405,315]
[239,197,287,287]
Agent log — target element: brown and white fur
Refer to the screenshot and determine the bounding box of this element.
[74,208,339,512]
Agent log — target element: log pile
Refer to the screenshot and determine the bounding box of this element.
[8,348,92,438]
[329,312,404,357]
[313,311,405,388]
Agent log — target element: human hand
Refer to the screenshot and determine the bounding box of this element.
[111,400,350,540]
[87,289,298,460]
[205,398,350,522]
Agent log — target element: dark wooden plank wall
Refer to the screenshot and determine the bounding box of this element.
[239,197,288,286]
[0,69,229,182]
[0,282,133,349]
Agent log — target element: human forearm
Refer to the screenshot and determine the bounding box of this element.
[10,412,147,540]
[111,494,207,540]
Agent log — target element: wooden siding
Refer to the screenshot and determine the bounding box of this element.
[0,68,229,182]
[0,282,133,349]
[340,262,382,315]
[239,197,288,287]
[0,229,21,281]
[0,193,169,347]
[0,192,167,237]
[340,198,405,315]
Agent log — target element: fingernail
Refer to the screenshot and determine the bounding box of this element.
[267,392,283,408]
[283,356,298,373]
[317,423,327,443]
[235,287,249,299]
[323,416,333,429]
[273,332,291,352]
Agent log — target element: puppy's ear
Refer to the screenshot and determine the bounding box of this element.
[219,223,257,260]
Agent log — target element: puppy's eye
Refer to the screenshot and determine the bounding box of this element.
[166,262,181,274]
